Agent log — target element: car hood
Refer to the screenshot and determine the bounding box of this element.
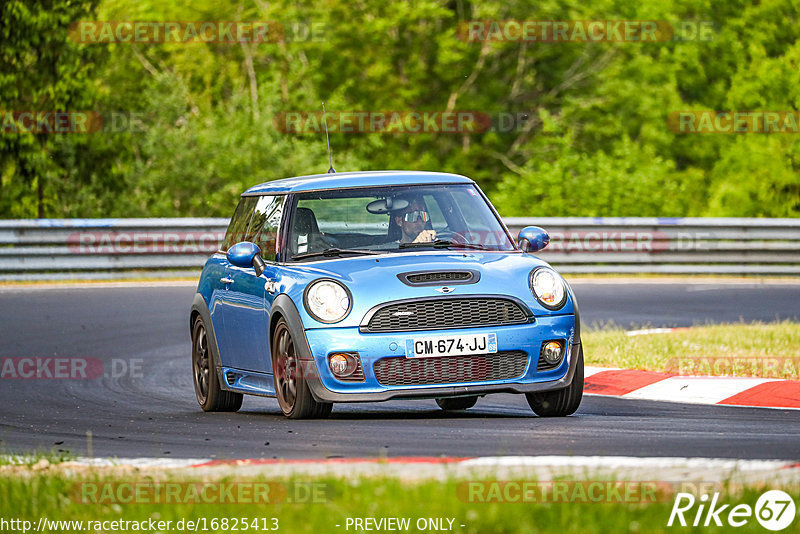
[277,251,575,329]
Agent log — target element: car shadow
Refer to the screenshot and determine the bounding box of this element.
[237,407,533,420]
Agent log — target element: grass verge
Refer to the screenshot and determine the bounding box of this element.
[0,470,797,534]
[583,321,800,379]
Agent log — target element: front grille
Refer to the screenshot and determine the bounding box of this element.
[373,351,528,386]
[363,297,529,333]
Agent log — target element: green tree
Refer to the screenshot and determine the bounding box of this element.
[0,0,105,217]
[2,0,799,218]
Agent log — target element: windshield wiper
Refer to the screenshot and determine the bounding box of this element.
[292,248,381,260]
[399,240,489,250]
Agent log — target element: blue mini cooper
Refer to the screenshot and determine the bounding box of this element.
[190,171,583,418]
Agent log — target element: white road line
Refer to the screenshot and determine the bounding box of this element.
[625,328,677,336]
[50,455,795,472]
[459,455,792,471]
[62,457,209,468]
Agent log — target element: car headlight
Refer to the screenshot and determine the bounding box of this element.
[529,267,567,310]
[304,279,352,323]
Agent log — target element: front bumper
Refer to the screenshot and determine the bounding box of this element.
[300,315,578,403]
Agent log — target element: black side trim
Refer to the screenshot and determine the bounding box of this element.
[566,282,581,341]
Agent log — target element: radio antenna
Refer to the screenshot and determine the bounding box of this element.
[322,102,335,173]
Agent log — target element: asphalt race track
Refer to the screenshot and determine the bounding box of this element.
[1,281,798,460]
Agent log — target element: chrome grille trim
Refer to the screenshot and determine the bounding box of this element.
[334,353,366,382]
[360,296,531,333]
[398,270,479,286]
[536,357,560,372]
[409,272,470,283]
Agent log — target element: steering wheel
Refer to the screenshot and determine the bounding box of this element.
[435,229,469,244]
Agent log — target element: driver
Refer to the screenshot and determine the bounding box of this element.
[394,197,436,243]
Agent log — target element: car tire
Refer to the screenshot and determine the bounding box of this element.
[526,343,584,417]
[272,319,332,419]
[435,396,478,411]
[192,316,243,412]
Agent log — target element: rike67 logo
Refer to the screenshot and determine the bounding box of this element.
[668,490,796,531]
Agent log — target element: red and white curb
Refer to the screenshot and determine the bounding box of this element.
[18,455,799,485]
[584,366,800,409]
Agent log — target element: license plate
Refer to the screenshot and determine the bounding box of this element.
[405,333,497,358]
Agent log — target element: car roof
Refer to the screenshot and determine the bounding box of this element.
[242,170,475,195]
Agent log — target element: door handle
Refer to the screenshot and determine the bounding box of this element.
[220,277,234,284]
[265,277,276,294]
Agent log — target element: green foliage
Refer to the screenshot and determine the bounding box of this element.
[706,136,800,216]
[494,134,705,217]
[1,472,796,534]
[0,0,103,217]
[1,0,799,218]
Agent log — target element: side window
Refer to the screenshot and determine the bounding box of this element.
[222,197,258,251]
[249,195,285,261]
[299,197,389,234]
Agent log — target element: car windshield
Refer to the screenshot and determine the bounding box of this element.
[286,184,516,261]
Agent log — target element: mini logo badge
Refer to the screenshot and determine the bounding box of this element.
[435,286,455,294]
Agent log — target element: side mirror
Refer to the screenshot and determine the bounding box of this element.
[226,241,266,276]
[517,226,550,253]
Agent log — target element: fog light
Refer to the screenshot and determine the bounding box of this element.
[329,353,357,377]
[541,341,564,365]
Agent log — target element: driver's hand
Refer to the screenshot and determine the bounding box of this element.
[413,230,436,243]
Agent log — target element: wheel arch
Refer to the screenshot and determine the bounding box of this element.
[269,293,307,340]
[269,293,326,401]
[269,309,284,341]
[190,293,225,381]
[190,309,201,336]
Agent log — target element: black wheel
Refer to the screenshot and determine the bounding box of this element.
[192,316,243,412]
[526,344,584,417]
[272,319,332,419]
[436,396,478,411]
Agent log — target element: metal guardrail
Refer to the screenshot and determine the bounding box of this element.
[0,218,228,280]
[1,217,799,280]
[504,217,800,275]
